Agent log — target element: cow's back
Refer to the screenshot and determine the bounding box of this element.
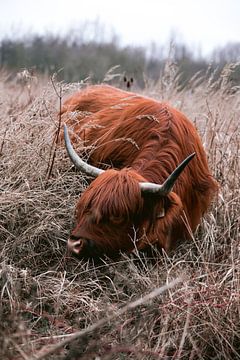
[61,84,139,114]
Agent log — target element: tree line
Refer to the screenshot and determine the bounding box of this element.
[1,28,240,88]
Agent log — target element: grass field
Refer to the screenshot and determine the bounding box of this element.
[0,66,239,359]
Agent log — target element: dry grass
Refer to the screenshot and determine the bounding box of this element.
[0,66,239,359]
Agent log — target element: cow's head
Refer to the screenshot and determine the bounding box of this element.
[64,125,195,258]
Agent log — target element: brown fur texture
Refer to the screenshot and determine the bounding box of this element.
[61,85,218,258]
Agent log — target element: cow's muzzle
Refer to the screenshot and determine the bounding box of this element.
[67,238,86,255]
[67,237,100,258]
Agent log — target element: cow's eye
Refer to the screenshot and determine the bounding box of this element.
[156,207,165,219]
[109,215,124,225]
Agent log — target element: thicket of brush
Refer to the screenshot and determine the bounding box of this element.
[0,65,239,359]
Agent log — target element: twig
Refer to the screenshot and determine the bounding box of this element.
[174,294,192,360]
[46,75,62,180]
[96,344,165,358]
[0,125,8,156]
[29,277,183,360]
[9,338,30,360]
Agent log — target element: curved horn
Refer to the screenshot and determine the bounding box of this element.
[140,153,195,196]
[64,124,104,178]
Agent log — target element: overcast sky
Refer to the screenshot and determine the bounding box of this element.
[1,0,240,56]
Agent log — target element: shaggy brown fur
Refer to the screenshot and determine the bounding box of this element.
[61,85,218,258]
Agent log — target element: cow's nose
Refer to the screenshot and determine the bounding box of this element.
[67,237,85,255]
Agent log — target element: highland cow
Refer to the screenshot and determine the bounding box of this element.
[61,85,218,258]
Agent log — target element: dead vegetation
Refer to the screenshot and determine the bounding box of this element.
[0,66,239,359]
